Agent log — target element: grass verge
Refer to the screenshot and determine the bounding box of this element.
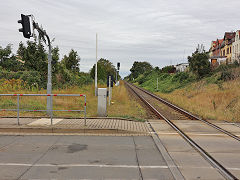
[0,80,147,120]
[156,78,240,122]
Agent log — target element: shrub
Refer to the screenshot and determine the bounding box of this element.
[0,79,28,91]
[188,50,210,78]
[233,60,239,67]
[0,71,41,88]
[219,70,234,81]
[162,65,176,73]
[138,75,145,85]
[53,68,93,88]
[172,72,190,82]
[158,73,169,80]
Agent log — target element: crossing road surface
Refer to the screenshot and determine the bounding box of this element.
[0,135,175,180]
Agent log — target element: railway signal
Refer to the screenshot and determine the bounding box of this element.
[116,62,120,86]
[107,75,114,87]
[18,14,31,39]
[117,62,120,70]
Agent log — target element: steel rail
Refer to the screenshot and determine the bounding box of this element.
[128,82,240,142]
[125,81,238,180]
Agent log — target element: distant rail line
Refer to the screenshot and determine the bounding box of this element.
[125,81,239,180]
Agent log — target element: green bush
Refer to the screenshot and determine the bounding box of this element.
[53,68,93,88]
[215,63,240,73]
[233,60,239,67]
[172,72,189,82]
[219,70,234,81]
[135,71,195,93]
[214,64,229,73]
[158,73,169,80]
[137,74,145,85]
[0,71,41,88]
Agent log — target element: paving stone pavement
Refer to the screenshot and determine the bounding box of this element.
[0,118,150,136]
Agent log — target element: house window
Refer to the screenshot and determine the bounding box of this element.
[230,47,231,54]
[223,50,225,56]
[227,48,229,54]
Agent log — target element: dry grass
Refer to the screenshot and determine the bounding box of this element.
[0,80,147,120]
[0,84,96,118]
[156,78,240,122]
[108,81,147,119]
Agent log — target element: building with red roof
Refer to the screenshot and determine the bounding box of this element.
[209,31,237,67]
[209,38,225,67]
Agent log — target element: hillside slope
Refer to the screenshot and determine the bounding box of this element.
[156,77,240,122]
[132,66,240,122]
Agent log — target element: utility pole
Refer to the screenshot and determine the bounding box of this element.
[108,76,111,106]
[18,14,53,115]
[33,22,53,115]
[46,36,52,114]
[157,78,158,91]
[95,33,98,96]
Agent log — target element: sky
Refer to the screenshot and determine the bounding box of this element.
[0,0,240,77]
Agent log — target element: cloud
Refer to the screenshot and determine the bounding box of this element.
[0,0,240,77]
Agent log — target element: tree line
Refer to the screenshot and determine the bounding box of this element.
[126,46,240,90]
[0,41,119,89]
[126,48,211,81]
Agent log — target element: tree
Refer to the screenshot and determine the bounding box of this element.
[0,44,24,71]
[90,58,117,82]
[130,61,153,79]
[51,46,60,74]
[61,49,80,73]
[188,49,210,78]
[16,41,61,87]
[17,41,48,73]
[161,65,176,73]
[16,41,48,85]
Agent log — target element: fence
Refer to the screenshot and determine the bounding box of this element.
[0,94,86,125]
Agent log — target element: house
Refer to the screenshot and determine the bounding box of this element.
[210,39,223,57]
[232,30,240,63]
[209,40,216,57]
[209,39,226,67]
[210,56,226,68]
[175,63,189,72]
[221,32,235,64]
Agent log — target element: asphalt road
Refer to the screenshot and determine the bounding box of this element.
[0,135,174,180]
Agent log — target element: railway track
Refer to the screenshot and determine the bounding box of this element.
[125,81,239,180]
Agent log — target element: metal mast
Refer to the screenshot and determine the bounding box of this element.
[95,33,98,96]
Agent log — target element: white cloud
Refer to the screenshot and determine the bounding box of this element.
[0,0,240,77]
